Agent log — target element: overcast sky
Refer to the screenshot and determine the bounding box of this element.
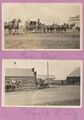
[3,3,81,25]
[3,60,81,80]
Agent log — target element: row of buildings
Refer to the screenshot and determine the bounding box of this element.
[52,67,80,85]
[68,15,80,27]
[5,67,80,92]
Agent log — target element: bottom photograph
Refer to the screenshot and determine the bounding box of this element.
[2,59,82,107]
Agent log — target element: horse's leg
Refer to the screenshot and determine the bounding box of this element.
[17,28,19,35]
[47,29,49,33]
[10,29,13,35]
[16,28,18,35]
[8,29,11,35]
[51,28,53,33]
[44,28,46,33]
[12,29,15,34]
[15,29,17,34]
[6,86,8,92]
[25,29,27,33]
[13,29,16,35]
[8,29,10,35]
[5,86,7,92]
[35,27,37,33]
[9,29,12,35]
[8,85,9,92]
[25,28,28,34]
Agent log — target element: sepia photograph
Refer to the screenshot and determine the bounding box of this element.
[2,3,82,50]
[2,60,82,107]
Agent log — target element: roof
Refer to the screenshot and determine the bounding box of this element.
[5,68,35,77]
[69,15,80,19]
[68,67,80,77]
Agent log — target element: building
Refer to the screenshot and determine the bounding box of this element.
[5,68,37,91]
[68,15,80,27]
[66,67,80,85]
[38,74,56,84]
[52,79,67,85]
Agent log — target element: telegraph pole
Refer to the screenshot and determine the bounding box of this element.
[47,61,49,82]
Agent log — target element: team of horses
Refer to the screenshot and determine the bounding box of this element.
[4,18,80,35]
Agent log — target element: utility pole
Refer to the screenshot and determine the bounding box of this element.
[47,61,49,82]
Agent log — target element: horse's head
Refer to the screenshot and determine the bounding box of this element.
[18,18,22,23]
[12,18,17,23]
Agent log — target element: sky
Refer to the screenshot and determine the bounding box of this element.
[3,60,81,80]
[3,3,81,25]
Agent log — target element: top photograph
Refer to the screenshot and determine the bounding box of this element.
[2,3,82,50]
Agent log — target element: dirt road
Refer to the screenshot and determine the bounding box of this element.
[4,32,80,49]
[4,85,80,106]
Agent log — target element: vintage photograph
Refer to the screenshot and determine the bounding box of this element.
[2,60,82,107]
[2,3,82,50]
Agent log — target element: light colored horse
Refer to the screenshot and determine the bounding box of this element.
[4,18,22,35]
[12,18,22,34]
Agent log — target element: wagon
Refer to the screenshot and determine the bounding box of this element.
[25,20,45,33]
[37,79,49,89]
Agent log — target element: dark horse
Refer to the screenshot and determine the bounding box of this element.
[46,25,55,33]
[4,18,21,35]
[75,26,80,32]
[5,84,16,92]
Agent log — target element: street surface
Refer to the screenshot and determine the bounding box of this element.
[4,85,80,106]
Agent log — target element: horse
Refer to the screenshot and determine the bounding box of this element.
[12,18,22,34]
[5,85,12,92]
[45,23,57,33]
[4,19,16,34]
[75,26,80,32]
[55,25,65,32]
[45,25,53,33]
[5,84,16,92]
[67,23,75,31]
[4,18,22,35]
